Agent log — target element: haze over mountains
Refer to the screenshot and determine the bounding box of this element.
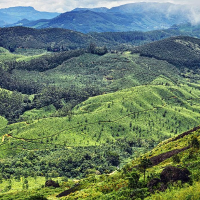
[0,6,59,26]
[2,2,200,33]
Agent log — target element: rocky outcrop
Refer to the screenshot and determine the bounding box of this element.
[45,180,60,188]
[147,166,190,193]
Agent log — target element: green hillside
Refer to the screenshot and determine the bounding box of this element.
[0,116,7,129]
[132,36,200,71]
[1,82,200,180]
[0,49,182,123]
[1,116,200,199]
[0,26,196,53]
[11,52,181,93]
[1,34,200,199]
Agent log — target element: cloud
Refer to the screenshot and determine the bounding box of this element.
[0,0,200,13]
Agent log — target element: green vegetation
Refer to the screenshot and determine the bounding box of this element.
[132,36,200,70]
[1,31,200,199]
[1,126,200,199]
[1,83,200,181]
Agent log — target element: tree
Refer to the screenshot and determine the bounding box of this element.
[191,136,199,149]
[172,154,180,163]
[106,151,120,166]
[87,43,96,54]
[138,157,152,183]
[127,170,140,189]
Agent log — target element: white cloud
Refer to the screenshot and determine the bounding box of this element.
[0,0,199,13]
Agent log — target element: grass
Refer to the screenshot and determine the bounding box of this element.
[0,116,7,129]
[0,176,64,200]
[0,47,23,64]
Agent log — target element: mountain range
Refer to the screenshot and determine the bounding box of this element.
[3,2,199,33]
[0,6,59,26]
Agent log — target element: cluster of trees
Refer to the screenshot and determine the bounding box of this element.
[87,43,108,55]
[0,139,134,179]
[0,68,40,94]
[0,84,101,123]
[0,89,28,122]
[15,49,85,71]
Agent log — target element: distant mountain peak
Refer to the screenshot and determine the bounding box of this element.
[1,6,36,11]
[72,7,109,13]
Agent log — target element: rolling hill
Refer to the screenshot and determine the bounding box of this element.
[1,101,200,199]
[2,23,200,54]
[132,36,200,70]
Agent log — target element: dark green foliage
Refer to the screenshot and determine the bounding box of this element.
[0,140,133,179]
[132,36,200,71]
[127,170,140,189]
[0,89,27,122]
[191,136,200,149]
[25,195,48,200]
[87,43,108,55]
[0,26,195,53]
[172,154,180,163]
[14,49,85,71]
[138,157,152,182]
[106,151,120,166]
[0,27,95,51]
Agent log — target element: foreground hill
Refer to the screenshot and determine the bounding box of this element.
[0,82,200,178]
[1,118,200,199]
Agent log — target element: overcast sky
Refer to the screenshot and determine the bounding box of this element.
[0,0,198,13]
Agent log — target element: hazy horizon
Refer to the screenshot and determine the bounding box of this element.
[0,0,197,13]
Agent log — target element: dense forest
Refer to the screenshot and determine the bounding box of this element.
[0,26,195,53]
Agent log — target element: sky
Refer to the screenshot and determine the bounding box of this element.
[0,0,199,13]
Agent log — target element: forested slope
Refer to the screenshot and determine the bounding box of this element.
[1,34,200,199]
[132,36,200,70]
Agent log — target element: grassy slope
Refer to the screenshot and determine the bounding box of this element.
[0,47,47,67]
[1,37,200,199]
[0,116,7,129]
[0,47,23,64]
[1,82,200,156]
